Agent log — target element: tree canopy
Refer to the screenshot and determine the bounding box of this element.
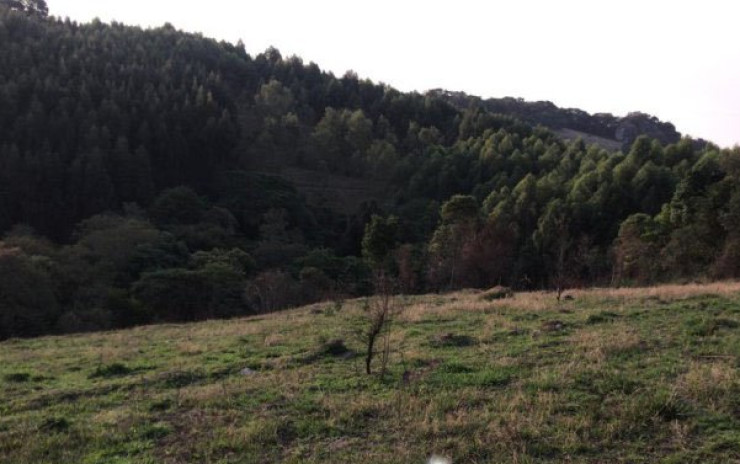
[0,0,47,16]
[1,9,738,339]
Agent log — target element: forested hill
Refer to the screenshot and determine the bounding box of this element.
[2,6,740,339]
[428,89,683,151]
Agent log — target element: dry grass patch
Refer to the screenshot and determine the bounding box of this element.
[570,325,645,365]
[176,340,203,356]
[677,361,739,408]
[90,406,133,427]
[572,280,740,303]
[263,333,285,347]
[398,301,443,322]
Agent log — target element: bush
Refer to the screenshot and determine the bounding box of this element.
[90,363,134,379]
[244,270,300,313]
[0,246,59,339]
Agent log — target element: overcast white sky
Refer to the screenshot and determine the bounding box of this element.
[50,0,739,147]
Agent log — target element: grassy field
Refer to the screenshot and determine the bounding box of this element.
[2,282,740,463]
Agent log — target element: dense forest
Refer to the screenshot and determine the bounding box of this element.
[1,4,739,339]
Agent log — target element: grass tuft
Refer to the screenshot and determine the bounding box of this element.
[89,362,134,379]
[39,417,70,432]
[3,372,31,383]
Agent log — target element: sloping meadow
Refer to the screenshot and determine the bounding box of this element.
[2,282,740,463]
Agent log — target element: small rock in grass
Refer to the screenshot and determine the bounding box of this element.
[428,455,452,464]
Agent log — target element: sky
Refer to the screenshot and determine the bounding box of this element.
[49,0,739,148]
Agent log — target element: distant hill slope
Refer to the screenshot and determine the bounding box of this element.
[428,89,682,151]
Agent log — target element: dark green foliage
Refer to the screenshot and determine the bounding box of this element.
[149,187,207,227]
[0,10,738,339]
[361,215,398,270]
[133,263,247,321]
[191,248,255,276]
[125,233,190,278]
[297,248,372,296]
[0,246,59,338]
[440,195,478,224]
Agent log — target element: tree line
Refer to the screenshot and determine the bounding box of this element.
[1,6,739,339]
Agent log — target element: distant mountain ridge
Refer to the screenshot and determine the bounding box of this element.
[427,89,683,151]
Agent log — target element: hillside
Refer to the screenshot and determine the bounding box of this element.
[2,6,740,341]
[428,89,684,151]
[2,282,740,463]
